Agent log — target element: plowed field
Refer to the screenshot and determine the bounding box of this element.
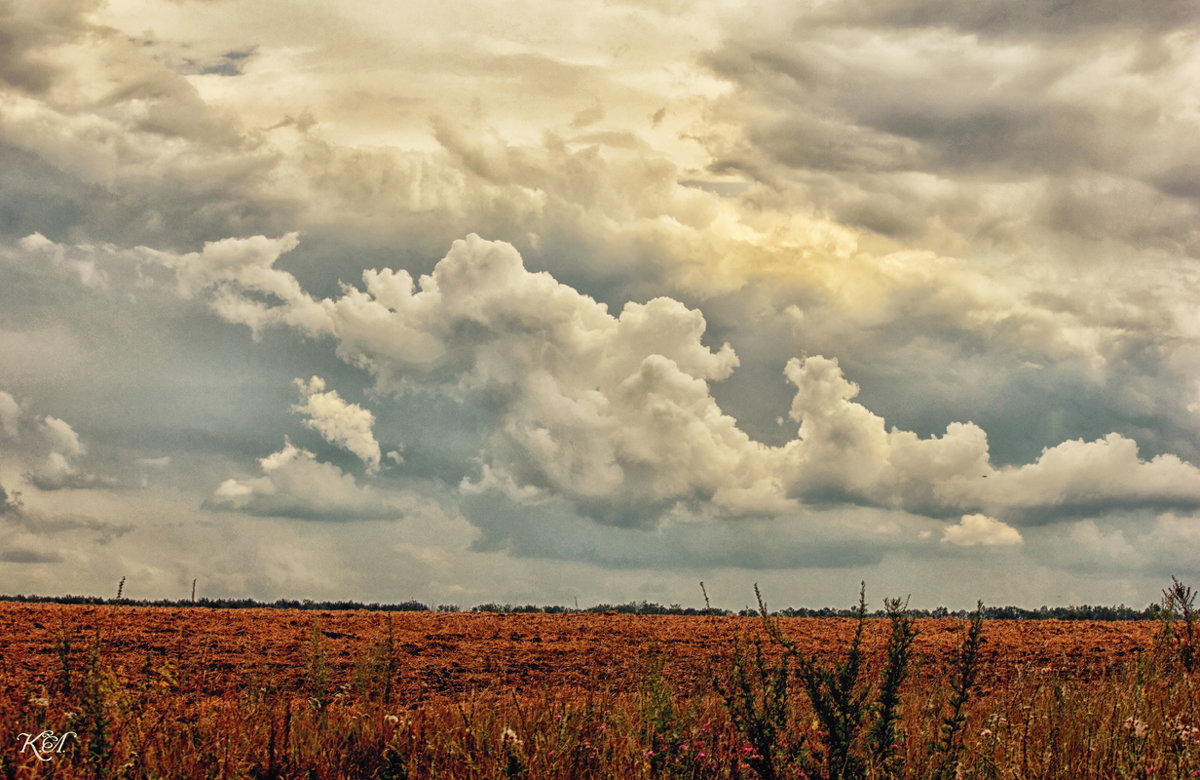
[0,602,1157,704]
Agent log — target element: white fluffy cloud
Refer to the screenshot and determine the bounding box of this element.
[27,415,91,490]
[0,393,99,491]
[778,356,1200,519]
[137,232,1200,528]
[292,376,382,472]
[138,233,332,338]
[942,513,1023,547]
[209,439,392,519]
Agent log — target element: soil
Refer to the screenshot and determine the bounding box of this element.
[0,603,1158,705]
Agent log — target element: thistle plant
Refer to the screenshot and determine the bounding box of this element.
[733,582,925,780]
[714,634,797,780]
[931,600,985,780]
[869,596,918,774]
[1157,576,1197,673]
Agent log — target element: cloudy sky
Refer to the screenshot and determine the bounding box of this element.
[2,0,1199,610]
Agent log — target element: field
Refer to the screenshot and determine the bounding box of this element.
[1,599,1197,778]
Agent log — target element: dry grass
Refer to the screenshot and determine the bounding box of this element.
[1,586,1197,779]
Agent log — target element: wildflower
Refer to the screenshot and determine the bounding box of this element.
[1124,717,1149,739]
[502,727,522,747]
[384,714,400,726]
[1174,720,1200,744]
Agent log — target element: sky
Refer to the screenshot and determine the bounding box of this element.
[2,0,1199,611]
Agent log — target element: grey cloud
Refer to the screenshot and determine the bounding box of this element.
[4,505,133,545]
[0,482,20,513]
[461,490,887,570]
[1,547,63,563]
[703,8,1200,259]
[0,6,287,250]
[826,0,1200,40]
[1024,512,1200,577]
[688,5,1200,484]
[0,0,104,94]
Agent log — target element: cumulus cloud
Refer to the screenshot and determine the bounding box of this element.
[208,438,393,519]
[4,411,98,491]
[25,415,93,490]
[136,233,333,337]
[778,356,1200,520]
[292,376,382,472]
[780,355,992,512]
[42,416,83,457]
[942,514,1022,547]
[979,435,1200,518]
[140,232,1200,529]
[20,232,107,288]
[0,387,127,492]
[154,234,794,525]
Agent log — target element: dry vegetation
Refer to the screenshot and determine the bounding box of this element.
[1,581,1197,779]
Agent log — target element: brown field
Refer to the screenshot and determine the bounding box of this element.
[0,603,1157,701]
[1,601,1194,779]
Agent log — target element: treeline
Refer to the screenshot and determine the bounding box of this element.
[0,594,430,612]
[767,603,1165,621]
[0,592,1169,620]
